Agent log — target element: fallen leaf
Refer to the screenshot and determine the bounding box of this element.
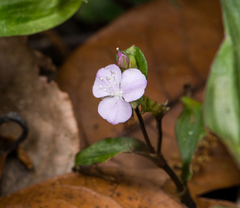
[0,37,79,196]
[0,172,185,208]
[0,135,33,178]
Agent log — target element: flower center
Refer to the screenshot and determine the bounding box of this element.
[99,68,124,99]
[114,89,123,100]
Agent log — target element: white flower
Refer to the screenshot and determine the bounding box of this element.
[92,64,147,125]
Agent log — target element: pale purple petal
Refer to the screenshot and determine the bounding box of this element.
[92,64,122,98]
[92,74,111,98]
[121,68,147,102]
[98,97,132,125]
[105,64,122,91]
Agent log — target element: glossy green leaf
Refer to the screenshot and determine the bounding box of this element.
[204,0,240,167]
[75,137,149,166]
[0,0,84,37]
[126,45,148,78]
[176,97,206,183]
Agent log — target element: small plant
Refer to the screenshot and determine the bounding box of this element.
[74,45,203,208]
[74,2,240,205]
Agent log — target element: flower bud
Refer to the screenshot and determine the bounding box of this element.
[140,96,169,117]
[116,48,129,70]
[128,54,138,69]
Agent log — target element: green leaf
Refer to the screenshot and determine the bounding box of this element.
[176,97,206,183]
[76,0,123,24]
[0,0,84,37]
[204,0,240,167]
[75,137,149,166]
[126,45,148,78]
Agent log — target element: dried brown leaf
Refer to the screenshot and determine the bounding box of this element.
[0,172,185,208]
[0,37,79,195]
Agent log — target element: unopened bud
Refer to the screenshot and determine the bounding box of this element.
[116,45,148,78]
[116,48,129,70]
[128,54,138,69]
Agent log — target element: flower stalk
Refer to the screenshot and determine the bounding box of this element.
[156,114,163,154]
[91,46,196,208]
[135,107,196,208]
[135,107,155,153]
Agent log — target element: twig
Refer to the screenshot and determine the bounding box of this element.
[0,112,28,154]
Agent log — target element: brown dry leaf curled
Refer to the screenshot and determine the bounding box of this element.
[0,37,79,195]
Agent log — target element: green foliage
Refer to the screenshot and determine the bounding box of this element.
[126,45,148,78]
[115,45,148,78]
[176,97,206,183]
[76,0,150,24]
[76,0,123,24]
[140,96,169,117]
[204,0,240,167]
[116,45,148,109]
[0,0,84,36]
[127,0,150,5]
[75,137,149,166]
